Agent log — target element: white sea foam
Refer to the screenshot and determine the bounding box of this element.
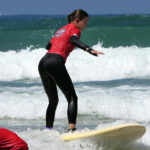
[16,120,150,150]
[1,44,150,150]
[0,43,150,81]
[0,82,150,122]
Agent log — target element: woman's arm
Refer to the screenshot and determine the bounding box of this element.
[70,36,89,51]
[45,41,52,50]
[70,35,104,56]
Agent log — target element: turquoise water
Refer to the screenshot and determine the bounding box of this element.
[0,14,150,150]
[1,14,150,51]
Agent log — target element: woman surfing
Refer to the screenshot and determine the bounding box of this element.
[38,9,104,132]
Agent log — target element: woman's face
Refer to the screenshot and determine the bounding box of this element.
[74,16,88,31]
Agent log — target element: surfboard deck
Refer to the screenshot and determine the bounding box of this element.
[60,123,146,144]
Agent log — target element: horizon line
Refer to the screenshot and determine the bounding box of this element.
[1,13,150,17]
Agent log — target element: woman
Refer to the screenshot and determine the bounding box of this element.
[38,9,104,132]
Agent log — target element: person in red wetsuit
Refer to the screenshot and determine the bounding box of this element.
[0,127,28,150]
[38,9,104,132]
[47,22,81,62]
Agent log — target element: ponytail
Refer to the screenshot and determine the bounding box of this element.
[67,9,89,23]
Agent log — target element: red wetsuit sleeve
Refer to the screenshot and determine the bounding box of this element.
[69,27,81,39]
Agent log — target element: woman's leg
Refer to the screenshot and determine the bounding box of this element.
[38,60,59,128]
[38,53,78,130]
[46,63,78,129]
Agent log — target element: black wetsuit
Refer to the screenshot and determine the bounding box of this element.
[38,35,97,128]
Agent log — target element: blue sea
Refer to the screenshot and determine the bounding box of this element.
[0,14,150,150]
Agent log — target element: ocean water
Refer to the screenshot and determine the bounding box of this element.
[0,14,150,150]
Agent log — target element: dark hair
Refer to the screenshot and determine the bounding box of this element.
[67,9,89,23]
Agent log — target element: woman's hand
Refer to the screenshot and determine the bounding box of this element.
[85,47,104,56]
[91,49,104,56]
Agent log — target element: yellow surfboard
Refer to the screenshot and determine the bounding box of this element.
[60,123,146,144]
